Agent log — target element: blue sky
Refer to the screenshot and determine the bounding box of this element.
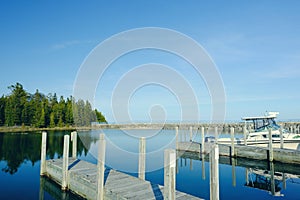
[1,1,300,122]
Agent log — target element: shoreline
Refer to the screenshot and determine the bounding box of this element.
[1,121,299,133]
[0,126,93,133]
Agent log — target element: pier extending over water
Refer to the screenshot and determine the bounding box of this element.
[40,131,205,200]
[40,125,300,200]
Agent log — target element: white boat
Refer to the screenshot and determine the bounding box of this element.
[217,112,300,150]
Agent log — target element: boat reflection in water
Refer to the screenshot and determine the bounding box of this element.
[245,163,300,197]
[178,150,300,198]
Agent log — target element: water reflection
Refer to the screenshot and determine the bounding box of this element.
[178,150,300,198]
[245,163,281,196]
[1,130,300,200]
[0,131,90,175]
[39,177,84,200]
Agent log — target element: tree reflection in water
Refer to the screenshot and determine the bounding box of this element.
[0,131,90,175]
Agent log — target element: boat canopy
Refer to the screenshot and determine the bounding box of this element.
[242,112,280,131]
[242,112,279,121]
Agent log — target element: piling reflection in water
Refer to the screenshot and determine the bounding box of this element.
[245,162,282,196]
[39,177,85,200]
[177,150,300,198]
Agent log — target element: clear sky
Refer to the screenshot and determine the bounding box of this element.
[1,1,300,122]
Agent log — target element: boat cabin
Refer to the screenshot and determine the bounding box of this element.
[242,112,283,137]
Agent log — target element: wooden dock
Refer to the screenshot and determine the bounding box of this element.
[176,126,300,165]
[40,132,204,200]
[177,141,300,164]
[44,158,201,200]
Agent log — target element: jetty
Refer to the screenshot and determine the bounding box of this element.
[40,131,205,200]
[92,122,300,134]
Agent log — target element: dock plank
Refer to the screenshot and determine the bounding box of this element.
[121,183,161,199]
[45,158,203,200]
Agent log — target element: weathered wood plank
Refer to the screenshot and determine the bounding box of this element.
[45,158,203,200]
[178,141,300,164]
[122,183,161,199]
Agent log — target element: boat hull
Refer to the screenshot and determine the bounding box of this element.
[217,138,300,150]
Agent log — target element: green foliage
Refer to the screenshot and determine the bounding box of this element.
[0,96,5,126]
[65,98,73,126]
[49,112,55,128]
[95,109,107,123]
[4,83,27,126]
[0,83,107,127]
[72,99,98,126]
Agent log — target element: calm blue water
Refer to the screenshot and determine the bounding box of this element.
[0,129,300,200]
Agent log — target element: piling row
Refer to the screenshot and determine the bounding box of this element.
[177,126,300,164]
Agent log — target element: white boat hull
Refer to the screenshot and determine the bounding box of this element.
[217,138,300,150]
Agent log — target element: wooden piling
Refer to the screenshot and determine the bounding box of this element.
[283,173,286,189]
[176,159,179,174]
[201,127,205,154]
[96,134,106,200]
[175,127,179,149]
[190,159,193,171]
[62,135,70,190]
[270,162,275,195]
[230,127,235,157]
[231,158,236,187]
[189,126,193,142]
[178,129,181,142]
[164,149,176,200]
[243,126,247,146]
[39,177,45,200]
[280,127,284,149]
[268,129,273,162]
[201,155,205,180]
[138,137,146,180]
[71,131,77,158]
[209,144,219,200]
[245,169,249,185]
[214,127,218,143]
[40,131,47,176]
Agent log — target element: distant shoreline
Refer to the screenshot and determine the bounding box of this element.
[1,121,299,133]
[0,126,93,133]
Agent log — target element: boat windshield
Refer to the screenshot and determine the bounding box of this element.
[253,118,280,132]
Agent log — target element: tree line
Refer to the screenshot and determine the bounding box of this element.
[0,83,107,127]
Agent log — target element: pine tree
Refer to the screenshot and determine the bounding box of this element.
[38,106,46,128]
[5,83,27,126]
[65,97,73,126]
[49,112,55,128]
[32,90,43,127]
[0,96,6,126]
[95,109,107,123]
